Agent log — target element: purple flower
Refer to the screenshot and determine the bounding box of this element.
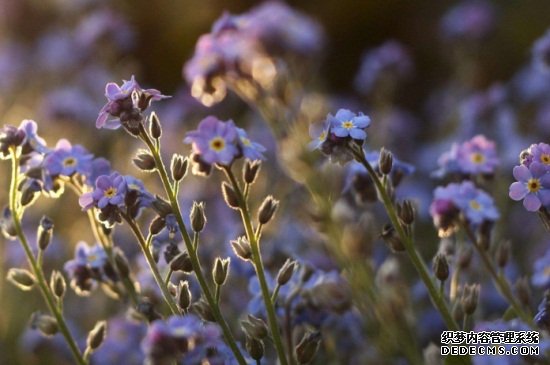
[440,0,495,41]
[236,127,266,161]
[354,40,413,95]
[430,183,463,235]
[79,172,127,210]
[329,109,371,140]
[435,135,499,177]
[523,143,550,167]
[184,116,239,165]
[454,181,499,225]
[96,76,169,129]
[43,139,93,177]
[533,28,550,71]
[124,175,155,208]
[64,241,109,295]
[532,249,550,289]
[509,162,550,211]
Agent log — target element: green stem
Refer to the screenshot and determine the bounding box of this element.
[461,224,534,326]
[223,166,289,365]
[351,146,459,331]
[138,128,247,365]
[271,284,281,303]
[8,149,86,365]
[122,214,180,315]
[165,269,173,286]
[215,284,221,304]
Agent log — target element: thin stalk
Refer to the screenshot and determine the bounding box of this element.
[223,166,289,365]
[138,128,247,365]
[461,224,534,325]
[122,214,180,315]
[351,146,459,331]
[8,149,86,365]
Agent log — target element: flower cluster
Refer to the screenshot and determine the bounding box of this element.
[63,241,112,295]
[509,143,550,212]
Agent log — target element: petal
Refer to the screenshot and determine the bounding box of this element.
[509,182,528,201]
[334,109,355,121]
[523,193,542,212]
[98,197,109,209]
[539,189,550,207]
[332,127,349,137]
[513,165,531,182]
[353,115,371,128]
[96,176,111,189]
[349,128,367,140]
[78,193,94,210]
[531,162,549,178]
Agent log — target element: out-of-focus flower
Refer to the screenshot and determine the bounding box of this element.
[43,139,94,178]
[91,318,147,365]
[354,40,413,95]
[435,135,499,177]
[236,127,266,161]
[532,249,550,289]
[509,162,550,211]
[63,241,110,295]
[440,0,495,41]
[533,28,550,71]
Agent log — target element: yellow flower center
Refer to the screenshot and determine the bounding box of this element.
[527,178,541,193]
[104,187,117,198]
[341,121,354,129]
[209,137,226,152]
[241,137,251,146]
[63,157,77,168]
[319,130,327,141]
[541,154,550,165]
[469,200,481,210]
[470,152,485,164]
[87,254,97,263]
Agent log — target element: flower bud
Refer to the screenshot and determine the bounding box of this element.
[496,240,510,268]
[380,224,405,252]
[246,336,264,361]
[152,196,173,217]
[133,151,156,171]
[0,206,17,239]
[276,259,297,286]
[514,277,531,307]
[192,299,215,322]
[432,253,449,282]
[149,216,166,235]
[170,251,194,273]
[241,314,268,339]
[243,160,261,185]
[7,268,35,291]
[178,281,192,311]
[113,248,131,278]
[50,270,66,299]
[231,237,252,261]
[452,301,464,327]
[149,112,162,139]
[221,182,240,209]
[37,216,54,251]
[19,179,41,206]
[258,196,279,225]
[171,154,188,182]
[30,312,58,337]
[398,200,415,225]
[213,257,230,286]
[461,284,480,315]
[87,321,107,351]
[190,201,206,232]
[379,148,393,175]
[295,331,321,364]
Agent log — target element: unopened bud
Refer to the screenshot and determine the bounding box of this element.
[432,253,449,282]
[213,257,230,286]
[178,281,192,310]
[149,216,166,235]
[276,259,296,286]
[258,196,279,224]
[87,321,107,351]
[149,112,162,139]
[170,251,194,273]
[461,284,480,315]
[221,182,240,209]
[152,196,173,217]
[231,237,252,261]
[246,336,264,360]
[379,148,393,175]
[192,299,215,322]
[514,277,531,307]
[295,331,321,364]
[243,160,261,185]
[171,154,188,182]
[37,216,54,251]
[20,179,41,206]
[380,224,405,252]
[113,248,130,278]
[7,268,35,291]
[133,150,156,171]
[496,240,510,268]
[241,314,268,339]
[452,301,464,326]
[398,200,415,225]
[190,202,206,232]
[30,312,58,337]
[50,271,66,299]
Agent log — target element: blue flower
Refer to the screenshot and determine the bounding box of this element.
[308,118,330,151]
[509,162,550,212]
[79,172,127,210]
[43,139,94,177]
[454,181,499,225]
[91,318,146,365]
[329,109,371,140]
[236,127,266,161]
[63,241,109,295]
[184,116,239,165]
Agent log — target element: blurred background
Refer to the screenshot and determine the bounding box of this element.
[1,0,550,364]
